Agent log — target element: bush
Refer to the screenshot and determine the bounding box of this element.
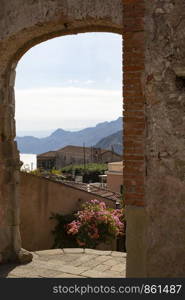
[61,163,108,174]
[50,213,79,248]
[61,163,108,182]
[51,199,125,249]
[23,169,42,176]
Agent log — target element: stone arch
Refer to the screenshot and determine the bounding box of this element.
[0,0,146,277]
[0,0,123,260]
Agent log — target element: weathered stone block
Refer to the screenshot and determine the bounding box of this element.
[17,248,33,264]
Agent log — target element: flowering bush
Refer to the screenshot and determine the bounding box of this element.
[66,199,125,249]
[51,212,76,248]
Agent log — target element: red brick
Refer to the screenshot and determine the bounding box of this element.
[135,186,145,194]
[124,56,145,65]
[123,0,145,207]
[125,193,144,200]
[125,199,145,206]
[124,116,145,123]
[124,148,145,155]
[124,72,142,80]
[124,132,145,137]
[124,35,145,47]
[124,167,144,175]
[123,102,145,110]
[123,173,144,180]
[123,92,144,99]
[124,140,144,147]
[123,111,145,118]
[124,125,145,133]
[124,64,144,72]
[123,155,145,161]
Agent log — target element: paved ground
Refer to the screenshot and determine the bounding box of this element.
[0,248,126,278]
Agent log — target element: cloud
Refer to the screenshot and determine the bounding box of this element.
[84,80,95,85]
[15,87,122,131]
[15,33,122,90]
[67,79,80,84]
[64,79,95,86]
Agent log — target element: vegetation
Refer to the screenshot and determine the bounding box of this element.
[24,169,42,176]
[50,212,79,248]
[61,163,108,182]
[50,169,63,176]
[120,184,126,208]
[61,163,108,174]
[51,199,125,250]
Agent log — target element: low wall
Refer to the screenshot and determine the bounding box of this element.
[19,172,115,251]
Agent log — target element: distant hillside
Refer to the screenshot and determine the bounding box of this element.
[95,130,123,155]
[16,117,122,154]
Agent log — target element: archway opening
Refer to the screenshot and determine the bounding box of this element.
[14,32,125,269]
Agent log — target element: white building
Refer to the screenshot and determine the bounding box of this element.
[20,153,37,172]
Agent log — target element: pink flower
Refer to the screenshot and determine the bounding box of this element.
[67,220,80,235]
[90,199,99,204]
[66,199,125,248]
[99,201,106,210]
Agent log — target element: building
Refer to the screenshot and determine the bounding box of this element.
[20,153,37,172]
[37,145,122,170]
[37,151,56,170]
[106,161,123,193]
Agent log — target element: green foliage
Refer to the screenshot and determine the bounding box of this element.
[26,169,42,176]
[61,163,108,174]
[50,212,79,248]
[120,184,126,208]
[51,169,62,175]
[61,163,108,182]
[51,200,125,250]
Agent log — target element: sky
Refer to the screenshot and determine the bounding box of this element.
[15,32,122,137]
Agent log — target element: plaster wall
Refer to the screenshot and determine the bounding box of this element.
[107,174,123,193]
[19,172,115,251]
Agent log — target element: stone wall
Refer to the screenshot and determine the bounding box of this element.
[0,0,123,264]
[144,0,185,277]
[1,0,185,277]
[19,172,116,251]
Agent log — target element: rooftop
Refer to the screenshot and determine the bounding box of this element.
[37,151,57,158]
[37,145,122,158]
[61,181,121,202]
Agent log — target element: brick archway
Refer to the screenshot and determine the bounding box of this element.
[0,0,146,277]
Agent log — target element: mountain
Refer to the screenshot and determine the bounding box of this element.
[94,130,123,155]
[16,117,122,154]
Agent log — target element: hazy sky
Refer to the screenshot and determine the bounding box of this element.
[15,32,122,136]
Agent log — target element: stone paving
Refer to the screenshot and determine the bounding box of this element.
[0,248,126,278]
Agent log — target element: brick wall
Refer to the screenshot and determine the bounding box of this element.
[123,0,145,207]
